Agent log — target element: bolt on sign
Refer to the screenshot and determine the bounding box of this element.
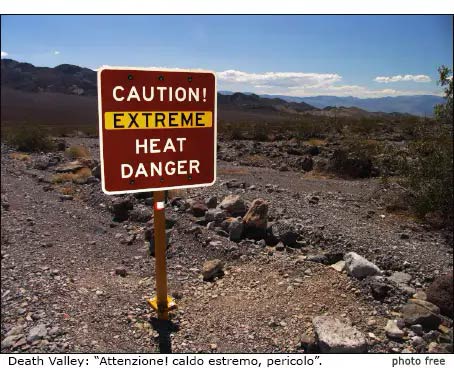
[98,67,217,194]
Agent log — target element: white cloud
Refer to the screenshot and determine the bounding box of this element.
[374,74,431,83]
[92,66,439,98]
[217,70,342,88]
[215,69,437,97]
[53,50,60,55]
[1,51,8,58]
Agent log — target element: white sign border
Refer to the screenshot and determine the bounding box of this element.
[97,66,217,195]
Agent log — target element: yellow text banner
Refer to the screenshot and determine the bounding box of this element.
[104,111,213,130]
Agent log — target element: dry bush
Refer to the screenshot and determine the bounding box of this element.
[3,125,55,152]
[52,167,92,184]
[9,152,31,161]
[65,145,91,160]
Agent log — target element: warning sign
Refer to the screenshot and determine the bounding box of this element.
[98,67,217,194]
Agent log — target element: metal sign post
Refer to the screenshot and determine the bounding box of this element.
[152,190,169,320]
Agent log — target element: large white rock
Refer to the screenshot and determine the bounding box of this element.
[344,252,381,279]
[312,316,367,353]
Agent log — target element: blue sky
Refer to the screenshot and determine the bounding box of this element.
[1,15,452,97]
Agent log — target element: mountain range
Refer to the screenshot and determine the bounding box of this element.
[0,59,443,129]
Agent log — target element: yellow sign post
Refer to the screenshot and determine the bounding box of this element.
[147,190,175,320]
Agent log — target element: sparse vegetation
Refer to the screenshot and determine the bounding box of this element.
[65,145,91,160]
[9,152,31,161]
[399,66,453,220]
[52,167,92,184]
[3,125,55,152]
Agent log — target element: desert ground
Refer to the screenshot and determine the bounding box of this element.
[1,135,452,353]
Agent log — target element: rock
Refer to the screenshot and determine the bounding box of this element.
[368,276,393,300]
[271,220,299,246]
[388,271,412,285]
[388,271,415,296]
[344,252,381,279]
[426,272,453,318]
[115,267,127,277]
[328,149,374,178]
[33,156,51,170]
[2,335,20,349]
[428,342,452,353]
[59,195,73,201]
[129,206,150,223]
[307,251,344,265]
[410,324,424,336]
[243,198,268,239]
[385,320,405,339]
[228,219,244,242]
[202,259,224,281]
[312,316,367,353]
[26,324,47,343]
[300,333,317,353]
[55,161,85,173]
[92,165,101,179]
[279,164,289,172]
[413,291,427,301]
[205,208,226,224]
[402,299,441,331]
[330,260,346,272]
[206,196,217,209]
[275,242,285,251]
[219,195,247,216]
[299,156,314,171]
[188,199,208,217]
[110,197,134,222]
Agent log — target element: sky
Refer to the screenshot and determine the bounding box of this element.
[1,15,452,98]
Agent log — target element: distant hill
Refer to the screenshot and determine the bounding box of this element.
[1,59,97,96]
[1,59,427,129]
[260,94,444,117]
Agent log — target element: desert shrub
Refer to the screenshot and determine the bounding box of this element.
[399,66,453,219]
[3,125,55,152]
[9,152,31,161]
[52,167,92,184]
[65,145,91,160]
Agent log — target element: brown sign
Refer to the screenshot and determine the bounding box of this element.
[98,67,217,194]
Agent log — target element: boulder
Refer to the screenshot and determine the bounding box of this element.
[243,198,268,239]
[402,299,441,331]
[328,149,373,178]
[368,276,393,300]
[228,219,244,242]
[202,259,224,281]
[344,252,381,279]
[206,196,217,209]
[205,208,226,224]
[219,195,247,216]
[426,272,453,318]
[55,161,85,173]
[110,197,134,222]
[312,316,367,353]
[129,206,150,223]
[188,199,208,217]
[271,220,299,246]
